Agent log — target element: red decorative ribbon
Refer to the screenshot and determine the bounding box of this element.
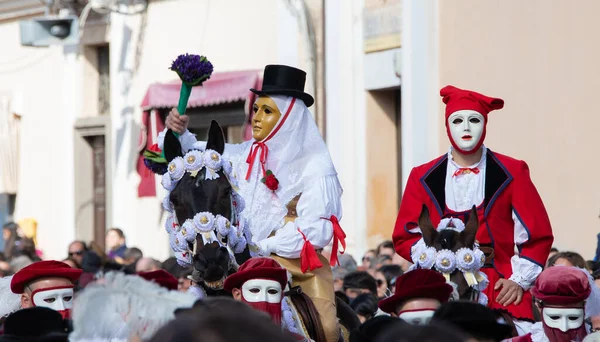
[322,215,346,267]
[298,228,323,273]
[245,98,296,181]
[453,167,480,177]
[245,142,268,180]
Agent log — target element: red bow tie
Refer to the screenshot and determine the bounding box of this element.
[453,167,480,177]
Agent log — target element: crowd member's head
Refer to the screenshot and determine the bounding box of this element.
[105,228,126,251]
[532,266,591,342]
[123,247,143,265]
[135,257,162,273]
[350,293,379,323]
[378,265,403,295]
[66,241,87,268]
[162,257,193,292]
[10,260,82,320]
[69,271,196,341]
[362,249,377,269]
[349,316,404,342]
[2,307,69,341]
[547,251,587,270]
[343,271,378,302]
[376,241,395,257]
[431,301,513,342]
[379,269,453,325]
[149,297,297,342]
[375,320,469,342]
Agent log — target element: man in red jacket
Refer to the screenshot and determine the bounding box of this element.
[393,85,554,333]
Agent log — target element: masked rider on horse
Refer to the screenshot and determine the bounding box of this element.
[392,85,554,335]
[159,65,345,342]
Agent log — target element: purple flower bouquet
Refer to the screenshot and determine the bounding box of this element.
[169,54,214,136]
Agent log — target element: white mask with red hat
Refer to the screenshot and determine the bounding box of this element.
[440,85,504,155]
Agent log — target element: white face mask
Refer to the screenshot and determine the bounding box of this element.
[447,110,485,152]
[32,286,74,311]
[241,279,282,304]
[398,310,435,325]
[542,307,585,332]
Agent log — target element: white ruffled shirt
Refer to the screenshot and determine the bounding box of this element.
[157,129,341,259]
[411,146,542,290]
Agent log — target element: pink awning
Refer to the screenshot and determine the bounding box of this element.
[141,69,261,110]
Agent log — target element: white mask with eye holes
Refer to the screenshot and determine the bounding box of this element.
[31,286,75,319]
[542,307,585,332]
[241,279,282,304]
[447,110,485,152]
[398,310,435,325]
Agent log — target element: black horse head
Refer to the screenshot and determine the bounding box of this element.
[163,120,240,292]
[418,204,479,300]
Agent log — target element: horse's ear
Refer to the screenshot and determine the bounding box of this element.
[461,206,479,248]
[418,204,437,247]
[206,120,225,154]
[164,129,184,162]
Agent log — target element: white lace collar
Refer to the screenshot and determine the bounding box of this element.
[447,145,487,169]
[530,322,549,342]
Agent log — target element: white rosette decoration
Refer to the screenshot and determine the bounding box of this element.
[165,214,179,234]
[215,215,232,237]
[411,246,436,270]
[169,232,188,252]
[203,149,223,180]
[161,173,175,191]
[222,159,232,176]
[232,191,245,214]
[456,248,477,273]
[474,248,485,269]
[456,247,479,287]
[180,220,198,243]
[162,196,173,212]
[232,234,247,254]
[435,249,457,281]
[167,156,185,181]
[184,150,204,172]
[175,251,193,267]
[193,212,215,233]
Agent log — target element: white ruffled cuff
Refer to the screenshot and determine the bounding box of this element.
[508,255,542,290]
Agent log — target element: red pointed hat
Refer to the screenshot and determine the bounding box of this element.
[138,270,179,291]
[224,257,288,292]
[440,85,504,121]
[531,266,591,306]
[11,260,82,294]
[378,269,453,314]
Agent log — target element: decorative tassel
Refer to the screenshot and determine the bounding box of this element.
[298,228,323,273]
[322,215,346,267]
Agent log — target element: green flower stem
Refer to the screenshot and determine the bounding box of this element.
[174,83,192,138]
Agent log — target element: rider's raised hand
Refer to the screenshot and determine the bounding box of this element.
[494,278,523,307]
[166,108,189,134]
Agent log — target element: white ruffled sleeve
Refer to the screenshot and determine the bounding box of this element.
[508,210,543,290]
[256,175,342,258]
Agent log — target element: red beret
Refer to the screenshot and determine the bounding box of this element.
[440,85,504,121]
[138,270,178,291]
[224,257,288,292]
[531,266,591,306]
[11,260,82,294]
[378,269,453,314]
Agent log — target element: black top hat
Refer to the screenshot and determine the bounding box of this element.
[0,307,69,342]
[250,65,314,107]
